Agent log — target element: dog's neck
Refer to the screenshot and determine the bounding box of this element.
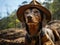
[27,23,39,36]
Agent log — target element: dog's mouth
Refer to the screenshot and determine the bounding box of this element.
[27,19,39,23]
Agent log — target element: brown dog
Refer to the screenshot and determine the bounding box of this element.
[24,8,55,45]
[24,8,42,45]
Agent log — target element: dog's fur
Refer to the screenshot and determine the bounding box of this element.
[24,8,41,36]
[23,8,60,45]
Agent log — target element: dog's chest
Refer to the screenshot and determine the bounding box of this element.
[28,23,39,36]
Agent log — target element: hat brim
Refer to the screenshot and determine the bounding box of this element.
[17,4,51,22]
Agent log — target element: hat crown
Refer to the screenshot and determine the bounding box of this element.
[30,0,41,5]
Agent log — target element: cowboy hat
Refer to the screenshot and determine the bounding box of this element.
[17,1,51,22]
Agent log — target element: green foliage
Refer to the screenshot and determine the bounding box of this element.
[0,10,21,30]
[43,0,60,20]
[49,0,60,20]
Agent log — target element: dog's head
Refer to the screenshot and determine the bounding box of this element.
[24,8,43,36]
[24,8,42,24]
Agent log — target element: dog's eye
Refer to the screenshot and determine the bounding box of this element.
[34,11,39,13]
[33,11,40,16]
[25,12,29,15]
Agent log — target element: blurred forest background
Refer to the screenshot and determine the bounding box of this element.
[0,0,60,30]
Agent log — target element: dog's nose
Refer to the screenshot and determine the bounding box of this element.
[27,16,32,20]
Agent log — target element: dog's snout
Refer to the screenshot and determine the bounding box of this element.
[27,16,32,20]
[27,16,33,23]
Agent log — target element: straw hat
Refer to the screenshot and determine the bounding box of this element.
[17,1,51,22]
